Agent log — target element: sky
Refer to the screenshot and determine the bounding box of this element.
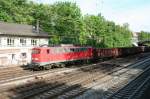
[32,0,150,32]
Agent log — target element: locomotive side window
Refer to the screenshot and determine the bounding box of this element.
[74,48,87,52]
[64,48,70,53]
[51,49,54,54]
[60,48,65,53]
[52,48,58,54]
[47,49,50,54]
[32,49,40,54]
[70,48,87,52]
[57,48,62,53]
[52,48,63,54]
[62,48,66,53]
[76,48,80,52]
[70,48,75,52]
[80,48,87,51]
[74,48,77,52]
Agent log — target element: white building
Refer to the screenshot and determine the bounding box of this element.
[0,22,49,67]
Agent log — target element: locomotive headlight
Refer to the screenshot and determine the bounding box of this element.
[32,58,39,60]
[34,58,39,60]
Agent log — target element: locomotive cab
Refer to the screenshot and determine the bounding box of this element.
[32,47,51,65]
[30,47,51,70]
[32,48,41,62]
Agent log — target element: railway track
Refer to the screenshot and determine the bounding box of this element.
[0,62,104,83]
[55,57,150,99]
[0,55,150,99]
[0,54,150,99]
[74,59,150,99]
[0,62,120,98]
[0,62,114,92]
[60,57,150,99]
[107,66,150,99]
[19,64,122,99]
[0,53,147,82]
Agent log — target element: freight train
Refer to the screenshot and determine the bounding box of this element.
[29,45,150,70]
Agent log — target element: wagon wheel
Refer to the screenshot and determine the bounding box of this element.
[60,63,65,68]
[39,66,44,70]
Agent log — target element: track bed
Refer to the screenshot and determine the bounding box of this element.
[0,53,150,99]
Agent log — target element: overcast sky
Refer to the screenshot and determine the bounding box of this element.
[32,0,150,32]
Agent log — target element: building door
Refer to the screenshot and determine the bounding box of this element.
[11,54,17,65]
[21,53,27,65]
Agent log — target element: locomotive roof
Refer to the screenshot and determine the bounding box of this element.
[33,46,92,49]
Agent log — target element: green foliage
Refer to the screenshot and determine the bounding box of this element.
[82,15,132,48]
[138,31,150,46]
[0,0,34,24]
[139,31,150,41]
[48,2,83,44]
[0,0,133,48]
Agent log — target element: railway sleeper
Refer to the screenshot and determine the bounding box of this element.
[30,72,100,99]
[33,84,80,99]
[11,82,65,99]
[57,87,87,99]
[12,71,93,98]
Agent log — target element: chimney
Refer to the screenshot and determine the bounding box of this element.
[36,20,39,33]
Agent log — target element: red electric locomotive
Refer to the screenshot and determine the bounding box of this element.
[31,46,93,69]
[30,45,150,70]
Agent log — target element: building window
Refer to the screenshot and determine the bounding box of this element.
[7,38,14,46]
[21,53,27,58]
[20,38,26,46]
[31,39,37,46]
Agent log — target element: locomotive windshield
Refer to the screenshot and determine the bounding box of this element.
[32,49,40,54]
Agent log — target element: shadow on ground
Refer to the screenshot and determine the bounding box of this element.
[5,80,107,99]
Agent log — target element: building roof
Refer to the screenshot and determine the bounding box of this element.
[0,21,49,38]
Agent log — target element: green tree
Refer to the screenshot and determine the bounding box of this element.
[83,15,107,47]
[139,31,150,41]
[82,14,132,48]
[0,0,34,24]
[48,2,83,44]
[0,0,133,48]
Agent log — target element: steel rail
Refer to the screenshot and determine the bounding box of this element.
[107,65,150,99]
[32,56,150,99]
